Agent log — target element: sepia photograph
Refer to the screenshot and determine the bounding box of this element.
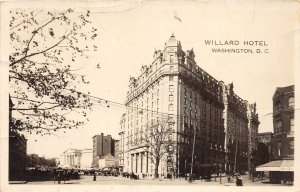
[0,0,299,191]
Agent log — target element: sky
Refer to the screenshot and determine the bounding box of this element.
[1,0,298,159]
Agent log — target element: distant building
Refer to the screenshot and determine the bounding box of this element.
[59,148,92,169]
[60,149,82,169]
[80,149,93,170]
[9,131,27,181]
[119,114,126,172]
[92,133,115,168]
[98,153,116,169]
[257,132,273,157]
[114,140,120,168]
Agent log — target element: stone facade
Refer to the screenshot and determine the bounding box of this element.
[59,148,93,169]
[59,148,92,169]
[119,34,259,177]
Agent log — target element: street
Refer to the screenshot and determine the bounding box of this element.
[24,174,293,186]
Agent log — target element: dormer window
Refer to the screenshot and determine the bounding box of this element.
[288,97,294,108]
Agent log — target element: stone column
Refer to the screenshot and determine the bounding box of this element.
[136,153,138,173]
[131,154,134,173]
[140,152,143,173]
[146,152,148,173]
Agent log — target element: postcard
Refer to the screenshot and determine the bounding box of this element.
[0,0,299,192]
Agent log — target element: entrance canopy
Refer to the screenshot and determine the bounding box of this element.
[256,160,294,172]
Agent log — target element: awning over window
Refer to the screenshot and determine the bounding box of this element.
[256,160,294,172]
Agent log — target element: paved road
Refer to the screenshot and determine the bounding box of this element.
[25,174,293,186]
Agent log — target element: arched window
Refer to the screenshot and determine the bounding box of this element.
[290,118,294,132]
[288,97,294,108]
[275,101,281,111]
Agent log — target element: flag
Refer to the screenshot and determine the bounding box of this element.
[174,12,182,22]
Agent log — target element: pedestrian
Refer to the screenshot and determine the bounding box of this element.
[227,175,230,183]
[236,173,243,186]
[53,170,57,184]
[57,172,61,184]
[93,173,96,181]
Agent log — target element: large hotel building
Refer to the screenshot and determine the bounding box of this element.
[118,34,259,177]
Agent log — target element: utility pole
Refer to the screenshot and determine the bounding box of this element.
[190,123,197,181]
[233,138,238,173]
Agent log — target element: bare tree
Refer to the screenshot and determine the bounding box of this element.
[9,8,98,135]
[143,116,174,178]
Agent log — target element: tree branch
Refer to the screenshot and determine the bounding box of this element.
[10,31,73,67]
[10,11,42,30]
[13,104,60,111]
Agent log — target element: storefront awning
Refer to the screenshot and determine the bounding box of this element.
[256,160,294,172]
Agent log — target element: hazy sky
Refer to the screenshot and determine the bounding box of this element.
[1,0,298,159]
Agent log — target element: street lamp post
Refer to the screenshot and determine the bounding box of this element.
[189,124,197,182]
[219,163,222,184]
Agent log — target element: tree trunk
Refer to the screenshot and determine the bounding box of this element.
[154,158,160,178]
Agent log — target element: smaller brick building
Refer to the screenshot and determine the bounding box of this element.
[256,85,294,184]
[272,85,294,160]
[92,133,115,168]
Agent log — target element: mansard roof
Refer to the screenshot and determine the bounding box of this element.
[273,85,294,99]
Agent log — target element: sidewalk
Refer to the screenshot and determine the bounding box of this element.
[22,174,293,186]
[9,181,27,184]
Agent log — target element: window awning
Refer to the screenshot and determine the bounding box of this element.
[256,160,294,172]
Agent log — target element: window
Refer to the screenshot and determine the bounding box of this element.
[276,121,282,133]
[169,85,174,92]
[169,76,174,81]
[290,118,294,132]
[289,140,294,149]
[169,94,174,102]
[168,103,174,111]
[277,142,282,157]
[170,55,174,63]
[288,97,294,108]
[170,66,174,71]
[275,101,281,111]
